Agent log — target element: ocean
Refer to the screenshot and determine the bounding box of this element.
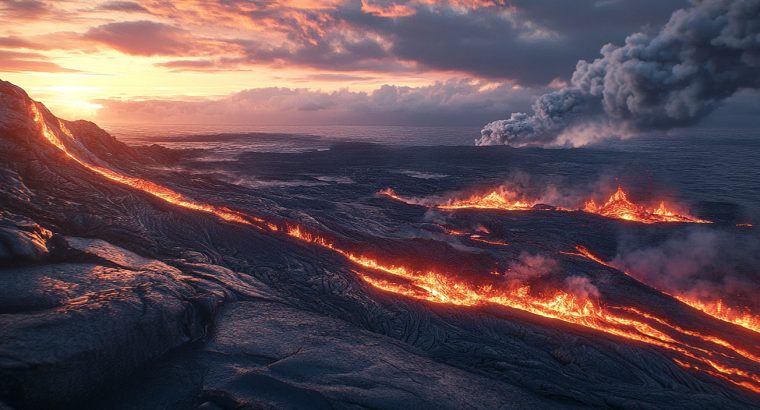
[103,124,760,212]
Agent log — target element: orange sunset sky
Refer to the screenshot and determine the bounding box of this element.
[2,0,757,126]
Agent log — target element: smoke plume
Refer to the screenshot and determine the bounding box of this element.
[612,228,760,310]
[478,0,760,147]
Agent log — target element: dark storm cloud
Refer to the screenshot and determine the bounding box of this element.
[136,0,687,84]
[478,0,760,147]
[0,0,690,85]
[331,0,687,85]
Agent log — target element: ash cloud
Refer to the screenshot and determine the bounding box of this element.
[478,0,760,147]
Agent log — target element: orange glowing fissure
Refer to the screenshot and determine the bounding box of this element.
[567,245,760,336]
[379,186,711,224]
[31,103,759,395]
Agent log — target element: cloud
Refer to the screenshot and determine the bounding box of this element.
[0,50,79,73]
[478,0,760,147]
[82,20,208,56]
[98,1,150,13]
[0,0,50,20]
[0,0,691,85]
[94,79,537,126]
[296,73,378,82]
[154,59,218,71]
[361,0,416,17]
[322,0,687,84]
[155,0,683,84]
[0,36,39,49]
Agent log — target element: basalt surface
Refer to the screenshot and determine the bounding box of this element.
[1,80,759,409]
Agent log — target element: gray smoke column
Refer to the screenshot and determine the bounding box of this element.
[478,0,760,147]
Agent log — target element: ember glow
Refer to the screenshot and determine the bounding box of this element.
[31,108,760,395]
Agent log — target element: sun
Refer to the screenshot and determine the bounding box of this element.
[37,84,104,120]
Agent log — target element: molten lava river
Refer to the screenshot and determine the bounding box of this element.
[380,185,711,224]
[29,102,760,397]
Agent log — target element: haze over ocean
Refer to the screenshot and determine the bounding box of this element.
[105,125,760,211]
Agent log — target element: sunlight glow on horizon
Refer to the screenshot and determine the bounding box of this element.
[0,0,462,120]
[0,0,545,125]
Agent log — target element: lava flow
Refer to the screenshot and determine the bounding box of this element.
[31,103,760,395]
[672,296,760,335]
[379,187,536,211]
[438,190,535,211]
[380,186,710,224]
[468,235,510,246]
[31,103,273,231]
[583,186,710,224]
[286,226,760,394]
[432,224,509,246]
[567,245,760,335]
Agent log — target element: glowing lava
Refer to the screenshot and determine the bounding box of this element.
[672,296,760,335]
[468,235,510,246]
[30,101,759,395]
[31,103,270,230]
[286,226,760,394]
[583,187,710,224]
[438,190,535,211]
[377,187,407,203]
[378,187,536,211]
[568,245,760,335]
[380,186,710,224]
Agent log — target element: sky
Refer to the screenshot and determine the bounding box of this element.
[1,0,757,126]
